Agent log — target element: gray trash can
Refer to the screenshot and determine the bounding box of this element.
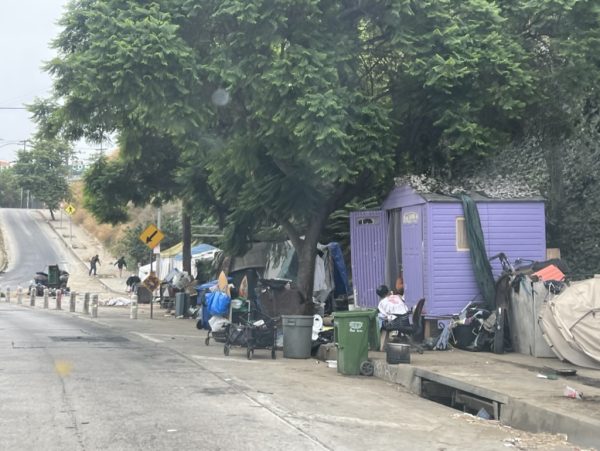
[282,315,313,359]
[175,292,189,317]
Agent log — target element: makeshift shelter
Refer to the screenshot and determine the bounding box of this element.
[539,277,600,369]
[215,241,351,307]
[138,242,218,280]
[350,180,546,316]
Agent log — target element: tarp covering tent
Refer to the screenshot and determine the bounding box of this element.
[540,278,600,369]
[173,243,216,261]
[138,242,218,280]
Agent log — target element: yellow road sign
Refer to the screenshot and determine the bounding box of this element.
[139,223,164,249]
[65,204,76,216]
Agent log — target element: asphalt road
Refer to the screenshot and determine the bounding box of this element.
[0,208,73,288]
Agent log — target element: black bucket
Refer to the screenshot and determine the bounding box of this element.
[386,343,411,364]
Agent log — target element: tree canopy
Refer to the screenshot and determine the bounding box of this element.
[36,0,600,296]
[11,138,72,219]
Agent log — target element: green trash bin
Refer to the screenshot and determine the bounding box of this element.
[334,309,379,376]
[47,265,60,288]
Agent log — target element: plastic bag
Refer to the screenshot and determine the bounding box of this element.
[208,316,229,333]
[563,386,583,399]
[206,290,231,317]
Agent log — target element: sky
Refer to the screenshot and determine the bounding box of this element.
[0,0,103,162]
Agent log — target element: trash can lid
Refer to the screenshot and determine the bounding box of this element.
[333,309,377,319]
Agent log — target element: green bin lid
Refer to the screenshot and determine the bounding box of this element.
[333,309,377,319]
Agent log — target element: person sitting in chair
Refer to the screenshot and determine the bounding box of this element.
[376,284,410,350]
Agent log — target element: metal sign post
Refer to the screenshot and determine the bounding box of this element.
[65,204,76,248]
[139,224,164,320]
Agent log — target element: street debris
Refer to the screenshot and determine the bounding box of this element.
[452,413,578,449]
[101,297,132,306]
[537,373,559,380]
[563,386,583,400]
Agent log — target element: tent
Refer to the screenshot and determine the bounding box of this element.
[539,278,600,369]
[138,242,218,280]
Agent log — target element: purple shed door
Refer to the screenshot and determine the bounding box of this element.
[401,206,424,304]
[350,210,387,308]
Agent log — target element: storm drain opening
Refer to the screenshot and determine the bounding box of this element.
[420,378,501,420]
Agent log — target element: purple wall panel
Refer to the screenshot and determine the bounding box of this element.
[483,202,546,277]
[349,210,387,308]
[401,205,424,306]
[429,203,478,316]
[427,201,546,316]
[382,185,425,210]
[349,184,546,318]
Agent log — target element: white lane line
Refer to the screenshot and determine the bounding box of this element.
[146,333,205,339]
[131,332,164,343]
[191,355,260,364]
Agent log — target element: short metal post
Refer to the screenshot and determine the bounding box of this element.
[43,289,49,308]
[83,293,90,315]
[69,292,76,312]
[30,288,36,307]
[130,294,138,319]
[91,294,98,318]
[6,287,11,303]
[56,289,62,310]
[17,286,22,304]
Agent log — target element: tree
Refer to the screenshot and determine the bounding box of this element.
[12,139,72,219]
[0,169,21,208]
[38,0,592,302]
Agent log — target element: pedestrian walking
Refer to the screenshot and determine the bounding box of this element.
[114,256,127,277]
[89,254,100,276]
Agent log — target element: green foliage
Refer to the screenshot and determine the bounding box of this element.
[37,0,600,294]
[12,139,72,212]
[0,169,21,208]
[113,212,182,267]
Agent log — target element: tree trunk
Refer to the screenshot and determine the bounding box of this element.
[182,211,192,274]
[295,239,318,305]
[49,208,55,221]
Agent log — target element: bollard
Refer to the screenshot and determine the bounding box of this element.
[17,286,23,304]
[43,289,49,308]
[69,292,76,312]
[83,293,90,315]
[91,294,98,318]
[130,294,138,319]
[7,287,11,303]
[30,288,36,307]
[56,289,62,310]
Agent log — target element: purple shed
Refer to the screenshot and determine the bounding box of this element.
[350,182,546,317]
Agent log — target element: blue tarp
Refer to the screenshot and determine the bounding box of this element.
[328,242,351,297]
[174,243,217,261]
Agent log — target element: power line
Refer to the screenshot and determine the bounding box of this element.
[0,107,27,110]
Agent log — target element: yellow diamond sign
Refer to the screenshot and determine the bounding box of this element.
[65,204,76,216]
[139,223,164,250]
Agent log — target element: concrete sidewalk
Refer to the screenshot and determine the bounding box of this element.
[31,209,600,448]
[39,209,130,297]
[367,348,600,448]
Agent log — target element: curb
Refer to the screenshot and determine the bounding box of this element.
[0,224,7,273]
[315,343,598,448]
[370,358,598,449]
